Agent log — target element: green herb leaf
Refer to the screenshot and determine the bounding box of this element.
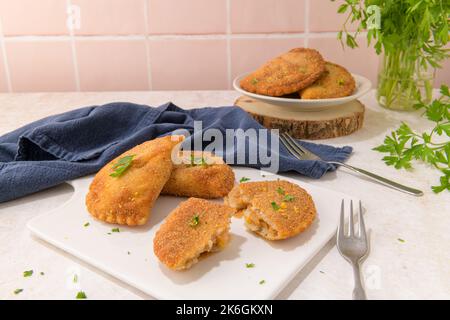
[245,263,255,268]
[398,238,405,243]
[239,177,251,183]
[283,195,295,202]
[190,214,200,227]
[111,228,120,233]
[76,291,87,299]
[14,289,23,295]
[271,202,280,211]
[373,86,450,193]
[23,270,33,277]
[40,272,45,276]
[259,280,266,285]
[276,187,285,195]
[83,222,90,227]
[73,274,78,283]
[110,155,136,178]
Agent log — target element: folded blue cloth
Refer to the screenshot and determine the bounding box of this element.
[0,102,352,203]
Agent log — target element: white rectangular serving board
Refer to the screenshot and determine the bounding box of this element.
[27,167,358,300]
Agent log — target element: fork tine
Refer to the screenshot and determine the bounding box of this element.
[358,201,367,240]
[279,134,303,161]
[284,133,320,160]
[281,133,306,156]
[337,199,346,241]
[349,200,354,237]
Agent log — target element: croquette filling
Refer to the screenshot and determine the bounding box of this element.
[244,208,278,239]
[180,228,230,270]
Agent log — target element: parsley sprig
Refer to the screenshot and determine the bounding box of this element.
[373,85,450,193]
[110,155,135,178]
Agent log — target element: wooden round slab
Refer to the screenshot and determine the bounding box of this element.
[234,96,365,140]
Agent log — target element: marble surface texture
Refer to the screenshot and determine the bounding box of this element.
[0,90,449,300]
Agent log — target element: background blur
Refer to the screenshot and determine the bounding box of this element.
[0,0,448,92]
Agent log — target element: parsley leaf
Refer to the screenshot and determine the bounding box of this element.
[111,228,120,233]
[271,202,280,211]
[276,187,285,195]
[190,214,200,227]
[245,263,255,268]
[14,289,23,295]
[239,177,251,183]
[110,155,136,178]
[373,86,450,193]
[23,270,33,277]
[259,280,266,285]
[83,222,90,227]
[283,195,295,202]
[76,291,87,299]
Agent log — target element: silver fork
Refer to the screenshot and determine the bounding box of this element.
[279,132,423,196]
[337,200,368,300]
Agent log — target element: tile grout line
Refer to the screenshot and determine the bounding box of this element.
[67,0,81,91]
[143,0,153,90]
[304,0,310,47]
[226,0,232,90]
[1,32,341,42]
[0,16,12,92]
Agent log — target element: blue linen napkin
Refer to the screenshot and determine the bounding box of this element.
[0,102,352,203]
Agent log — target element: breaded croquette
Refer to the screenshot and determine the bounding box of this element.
[162,151,235,199]
[300,62,355,99]
[240,48,325,97]
[225,180,316,240]
[86,135,184,226]
[153,198,234,270]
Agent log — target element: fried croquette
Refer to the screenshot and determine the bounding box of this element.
[300,62,355,99]
[240,48,325,97]
[153,198,234,270]
[162,151,235,199]
[86,135,184,226]
[225,180,316,240]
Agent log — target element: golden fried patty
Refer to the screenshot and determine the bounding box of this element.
[225,180,316,240]
[300,62,355,99]
[240,48,325,97]
[153,198,234,270]
[162,151,235,199]
[86,135,184,226]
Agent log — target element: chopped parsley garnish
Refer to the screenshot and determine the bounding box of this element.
[283,195,295,202]
[338,79,345,86]
[259,280,266,285]
[251,78,259,85]
[239,177,251,183]
[73,274,78,283]
[276,187,285,195]
[40,272,45,276]
[110,154,135,178]
[271,202,280,211]
[111,228,120,233]
[23,270,33,277]
[245,263,255,268]
[83,222,90,227]
[398,238,405,243]
[190,214,200,227]
[189,154,208,167]
[14,289,23,295]
[76,291,87,299]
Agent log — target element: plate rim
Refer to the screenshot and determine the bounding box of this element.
[232,72,372,107]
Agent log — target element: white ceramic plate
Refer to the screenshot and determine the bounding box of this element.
[233,73,372,109]
[28,167,358,300]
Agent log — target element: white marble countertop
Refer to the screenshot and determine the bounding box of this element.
[0,90,449,300]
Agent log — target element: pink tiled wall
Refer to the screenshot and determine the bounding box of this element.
[0,0,447,92]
